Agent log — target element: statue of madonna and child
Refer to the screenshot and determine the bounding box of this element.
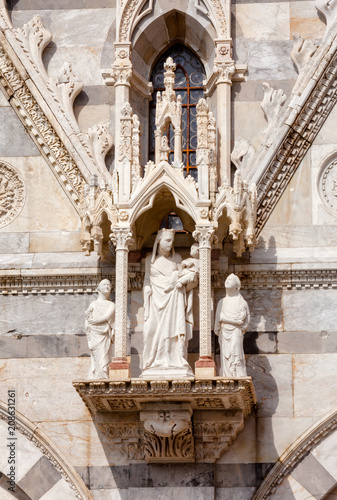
[84,233,250,381]
[140,228,199,379]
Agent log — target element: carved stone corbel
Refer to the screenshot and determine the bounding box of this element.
[73,379,257,464]
[13,15,51,76]
[155,58,182,164]
[194,410,244,461]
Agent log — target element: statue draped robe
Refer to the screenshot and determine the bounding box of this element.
[142,253,194,374]
[214,295,250,377]
[85,300,115,379]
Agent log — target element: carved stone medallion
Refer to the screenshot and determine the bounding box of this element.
[318,157,337,217]
[0,162,25,228]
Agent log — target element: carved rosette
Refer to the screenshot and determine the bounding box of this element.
[0,162,25,228]
[318,157,337,218]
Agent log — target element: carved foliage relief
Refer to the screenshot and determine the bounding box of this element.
[318,156,337,217]
[0,162,25,228]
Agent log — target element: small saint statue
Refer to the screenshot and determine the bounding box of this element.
[141,229,197,379]
[214,274,250,377]
[85,279,115,379]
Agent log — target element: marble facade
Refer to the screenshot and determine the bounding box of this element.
[0,0,337,498]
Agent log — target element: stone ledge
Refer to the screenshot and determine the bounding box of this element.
[73,378,256,464]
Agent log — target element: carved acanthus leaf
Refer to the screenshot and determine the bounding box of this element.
[14,15,51,76]
[86,123,113,175]
[46,61,84,132]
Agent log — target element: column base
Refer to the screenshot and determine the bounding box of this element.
[195,356,216,378]
[109,357,131,380]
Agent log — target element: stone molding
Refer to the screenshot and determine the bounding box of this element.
[0,14,116,212]
[73,378,256,463]
[2,267,337,294]
[0,39,84,211]
[256,32,337,234]
[0,160,25,228]
[253,407,337,499]
[73,378,256,417]
[0,400,92,500]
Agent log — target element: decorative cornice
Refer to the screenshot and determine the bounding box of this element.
[253,408,337,499]
[73,377,256,418]
[256,36,337,234]
[235,268,337,290]
[1,267,337,295]
[0,401,92,500]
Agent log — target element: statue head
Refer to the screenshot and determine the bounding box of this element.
[96,279,112,299]
[152,228,175,263]
[190,243,199,259]
[225,274,241,295]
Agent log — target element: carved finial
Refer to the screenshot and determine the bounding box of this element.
[57,61,75,83]
[164,57,176,73]
[196,98,208,115]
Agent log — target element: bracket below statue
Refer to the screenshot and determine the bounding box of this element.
[73,377,256,464]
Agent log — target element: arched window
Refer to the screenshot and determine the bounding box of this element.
[149,44,206,180]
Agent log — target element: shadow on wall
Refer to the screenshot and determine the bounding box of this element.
[241,236,282,493]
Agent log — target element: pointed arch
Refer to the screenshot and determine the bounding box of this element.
[0,401,92,500]
[131,7,216,81]
[119,0,227,46]
[128,162,200,228]
[253,408,337,499]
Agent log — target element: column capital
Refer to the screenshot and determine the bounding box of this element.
[193,226,217,249]
[102,43,132,87]
[110,227,134,251]
[214,61,236,85]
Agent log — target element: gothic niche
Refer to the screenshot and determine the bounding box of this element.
[75,49,257,463]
